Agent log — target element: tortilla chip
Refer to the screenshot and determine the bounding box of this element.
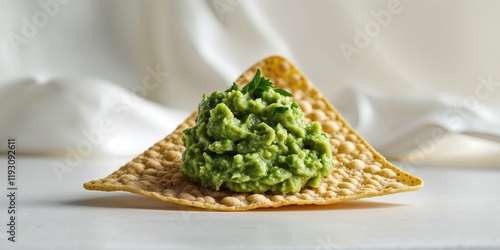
[84,56,423,211]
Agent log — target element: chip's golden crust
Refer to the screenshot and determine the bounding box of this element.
[84,56,423,211]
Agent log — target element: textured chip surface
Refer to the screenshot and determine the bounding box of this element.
[84,56,423,211]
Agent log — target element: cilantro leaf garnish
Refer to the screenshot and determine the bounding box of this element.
[274,88,292,97]
[239,69,293,98]
[226,83,239,92]
[273,106,289,114]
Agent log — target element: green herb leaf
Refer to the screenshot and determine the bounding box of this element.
[252,69,261,88]
[226,83,239,92]
[258,78,273,90]
[240,69,294,98]
[273,106,289,114]
[253,88,264,98]
[242,83,250,94]
[243,69,261,94]
[274,88,293,97]
[291,102,299,109]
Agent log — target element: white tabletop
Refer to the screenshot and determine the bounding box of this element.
[1,155,499,250]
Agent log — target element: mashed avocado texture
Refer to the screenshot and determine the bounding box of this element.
[180,70,334,194]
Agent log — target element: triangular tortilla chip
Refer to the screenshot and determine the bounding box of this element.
[84,56,423,211]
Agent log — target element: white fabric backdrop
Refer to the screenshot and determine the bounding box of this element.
[1,0,499,167]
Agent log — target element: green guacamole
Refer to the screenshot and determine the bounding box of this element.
[180,70,334,194]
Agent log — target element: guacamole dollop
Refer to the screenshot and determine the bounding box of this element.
[180,70,334,194]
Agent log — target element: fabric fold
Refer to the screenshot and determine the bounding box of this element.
[0,77,190,156]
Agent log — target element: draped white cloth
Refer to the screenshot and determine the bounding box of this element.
[1,0,499,167]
